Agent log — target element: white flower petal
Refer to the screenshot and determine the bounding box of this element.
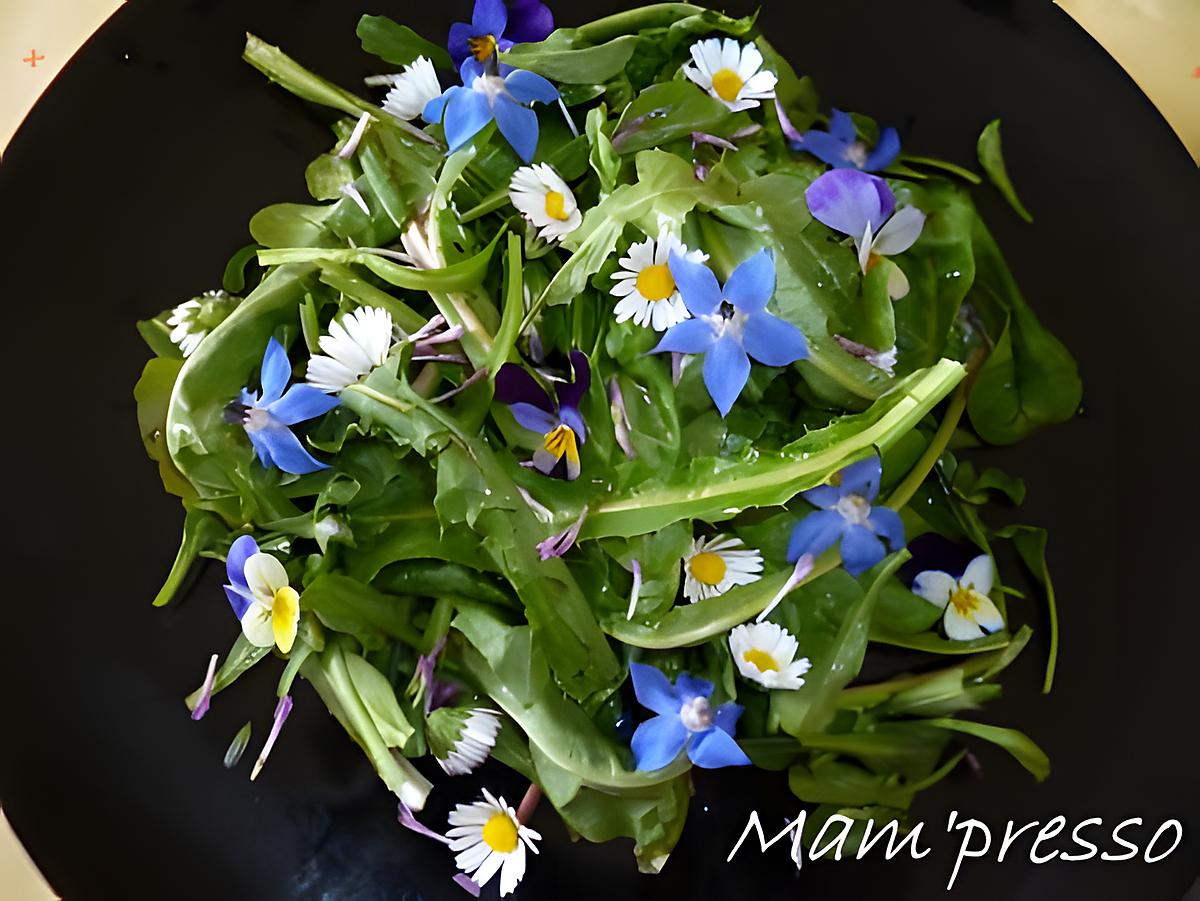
[911,570,956,608]
[944,605,986,641]
[243,552,288,605]
[240,604,275,648]
[960,555,995,597]
[382,56,442,121]
[873,206,926,257]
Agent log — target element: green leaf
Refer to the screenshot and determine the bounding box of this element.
[502,33,640,83]
[357,14,451,70]
[301,573,423,650]
[923,717,1050,781]
[965,219,1081,444]
[995,524,1059,692]
[151,508,228,606]
[343,650,416,748]
[773,552,910,736]
[977,119,1033,223]
[134,356,195,500]
[185,634,272,713]
[244,34,374,118]
[611,81,735,155]
[582,359,965,540]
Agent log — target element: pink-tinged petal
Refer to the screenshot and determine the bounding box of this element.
[189,653,220,721]
[536,505,588,560]
[757,554,815,623]
[250,695,293,781]
[398,802,453,845]
[453,874,483,897]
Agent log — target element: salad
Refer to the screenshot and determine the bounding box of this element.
[134,1,1082,895]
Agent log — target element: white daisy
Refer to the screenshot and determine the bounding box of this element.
[610,228,708,331]
[427,707,502,776]
[382,56,442,121]
[166,290,239,357]
[912,555,1006,641]
[682,38,778,112]
[305,306,394,393]
[509,163,582,242]
[447,789,541,897]
[728,622,812,690]
[682,533,764,603]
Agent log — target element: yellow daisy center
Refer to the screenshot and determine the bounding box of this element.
[635,263,676,302]
[482,812,519,853]
[689,551,727,586]
[711,68,745,103]
[544,190,569,221]
[949,585,983,617]
[743,648,778,672]
[468,34,498,62]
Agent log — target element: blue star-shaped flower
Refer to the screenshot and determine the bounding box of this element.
[628,663,751,771]
[651,249,808,417]
[423,58,557,162]
[787,455,906,576]
[224,337,339,475]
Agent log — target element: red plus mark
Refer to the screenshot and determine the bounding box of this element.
[23,50,45,68]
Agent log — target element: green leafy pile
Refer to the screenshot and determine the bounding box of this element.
[135,2,1080,873]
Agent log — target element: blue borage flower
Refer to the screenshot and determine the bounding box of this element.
[799,108,900,173]
[651,249,809,417]
[805,168,926,300]
[628,663,751,770]
[423,58,558,162]
[223,534,301,653]
[448,0,554,71]
[495,350,590,480]
[224,337,340,475]
[788,455,905,576]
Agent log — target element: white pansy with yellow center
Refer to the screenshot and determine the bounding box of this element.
[381,55,442,121]
[683,38,778,112]
[234,551,300,654]
[447,788,541,897]
[728,622,812,690]
[509,163,581,242]
[306,306,394,393]
[912,555,1006,641]
[610,228,708,331]
[682,534,764,603]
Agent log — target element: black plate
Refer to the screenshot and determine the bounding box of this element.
[1,1,1197,898]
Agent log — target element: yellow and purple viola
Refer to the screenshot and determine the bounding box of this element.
[495,350,590,481]
[223,534,301,654]
[447,0,553,70]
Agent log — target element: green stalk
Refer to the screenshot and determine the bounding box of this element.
[574,4,705,44]
[884,380,967,511]
[302,644,433,810]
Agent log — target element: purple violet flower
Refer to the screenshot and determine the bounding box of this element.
[787,455,906,576]
[798,109,900,173]
[629,663,751,771]
[650,250,808,417]
[224,337,340,475]
[495,351,590,480]
[448,0,554,71]
[805,169,926,300]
